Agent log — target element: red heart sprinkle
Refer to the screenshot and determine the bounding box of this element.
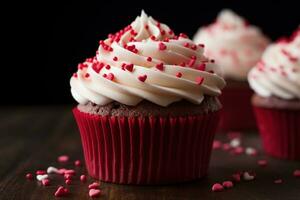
[156,63,164,71]
[195,77,204,85]
[42,179,50,186]
[158,42,167,51]
[89,189,101,198]
[212,183,224,192]
[222,181,233,188]
[138,75,147,82]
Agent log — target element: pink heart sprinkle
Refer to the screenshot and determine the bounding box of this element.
[89,189,101,198]
[88,182,100,189]
[54,186,69,197]
[293,169,300,177]
[58,155,69,163]
[74,160,81,167]
[212,140,222,149]
[212,183,224,192]
[222,181,234,188]
[42,179,50,186]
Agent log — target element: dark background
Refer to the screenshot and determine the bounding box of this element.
[4,1,300,105]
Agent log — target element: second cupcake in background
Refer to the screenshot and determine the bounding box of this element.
[193,9,270,132]
[248,28,300,160]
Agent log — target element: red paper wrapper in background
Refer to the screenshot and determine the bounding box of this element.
[73,108,220,185]
[253,106,300,160]
[218,85,256,132]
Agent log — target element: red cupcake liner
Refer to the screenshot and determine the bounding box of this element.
[73,108,220,185]
[218,86,256,132]
[253,106,300,160]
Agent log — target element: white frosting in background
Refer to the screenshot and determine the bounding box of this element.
[70,11,226,107]
[193,9,270,81]
[248,29,300,100]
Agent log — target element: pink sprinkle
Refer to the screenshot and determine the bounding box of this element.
[232,173,241,182]
[80,175,87,182]
[293,169,300,177]
[36,170,46,175]
[222,181,233,189]
[89,189,101,198]
[211,183,224,192]
[42,179,50,186]
[257,160,268,167]
[274,179,283,184]
[74,160,81,167]
[158,42,167,51]
[212,140,222,149]
[58,168,66,175]
[54,186,69,197]
[64,169,76,175]
[232,147,244,155]
[222,143,231,151]
[138,75,147,82]
[88,182,100,189]
[65,179,72,185]
[58,155,69,163]
[64,174,73,180]
[195,77,204,85]
[26,173,33,180]
[176,72,182,78]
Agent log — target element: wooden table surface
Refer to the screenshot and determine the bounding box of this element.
[0,106,299,200]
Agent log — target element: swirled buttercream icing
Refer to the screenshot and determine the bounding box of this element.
[70,11,226,107]
[193,9,270,80]
[248,28,300,100]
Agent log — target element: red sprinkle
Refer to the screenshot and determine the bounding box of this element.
[105,65,111,70]
[54,186,69,197]
[145,25,149,30]
[293,169,300,177]
[222,181,233,189]
[147,57,152,62]
[42,179,50,186]
[191,44,197,50]
[198,44,205,48]
[232,173,241,182]
[64,174,73,180]
[179,62,186,67]
[274,179,283,184]
[156,63,164,71]
[103,74,107,78]
[89,189,101,198]
[257,160,268,167]
[195,77,204,85]
[65,179,72,185]
[73,73,78,78]
[179,33,188,38]
[150,35,156,40]
[161,30,166,35]
[232,147,244,155]
[74,160,81,167]
[222,143,231,151]
[88,182,100,189]
[212,183,224,192]
[58,155,69,163]
[125,64,134,72]
[85,73,90,78]
[212,140,222,149]
[113,56,118,61]
[107,73,115,81]
[176,72,182,78]
[184,42,190,48]
[36,170,46,175]
[138,75,147,82]
[158,42,167,51]
[188,58,196,67]
[197,63,206,71]
[92,62,104,73]
[64,169,76,175]
[80,175,87,182]
[26,173,33,180]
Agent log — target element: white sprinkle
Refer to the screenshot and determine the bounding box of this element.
[36,174,49,181]
[230,138,241,148]
[47,166,59,174]
[245,147,257,156]
[243,172,255,181]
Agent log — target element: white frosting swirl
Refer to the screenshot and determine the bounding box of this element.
[70,11,226,107]
[193,9,270,80]
[248,29,300,100]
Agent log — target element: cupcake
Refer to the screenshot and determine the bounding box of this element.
[193,9,270,131]
[71,11,226,184]
[248,28,300,160]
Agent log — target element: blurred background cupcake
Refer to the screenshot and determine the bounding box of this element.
[248,28,300,160]
[72,11,226,184]
[193,9,270,132]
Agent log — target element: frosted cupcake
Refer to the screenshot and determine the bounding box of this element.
[248,28,300,160]
[193,9,270,131]
[71,11,226,184]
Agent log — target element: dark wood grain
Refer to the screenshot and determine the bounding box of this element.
[0,106,299,200]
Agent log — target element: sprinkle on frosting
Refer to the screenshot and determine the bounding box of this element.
[70,10,225,106]
[193,9,270,80]
[248,28,300,100]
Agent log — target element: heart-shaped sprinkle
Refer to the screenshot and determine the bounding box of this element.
[89,189,101,198]
[58,155,69,163]
[155,63,164,71]
[54,186,69,197]
[125,64,134,72]
[211,183,224,192]
[222,181,233,188]
[195,77,204,85]
[42,178,50,186]
[65,179,72,185]
[158,42,167,51]
[36,174,48,181]
[88,182,100,189]
[138,75,147,82]
[243,172,255,181]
